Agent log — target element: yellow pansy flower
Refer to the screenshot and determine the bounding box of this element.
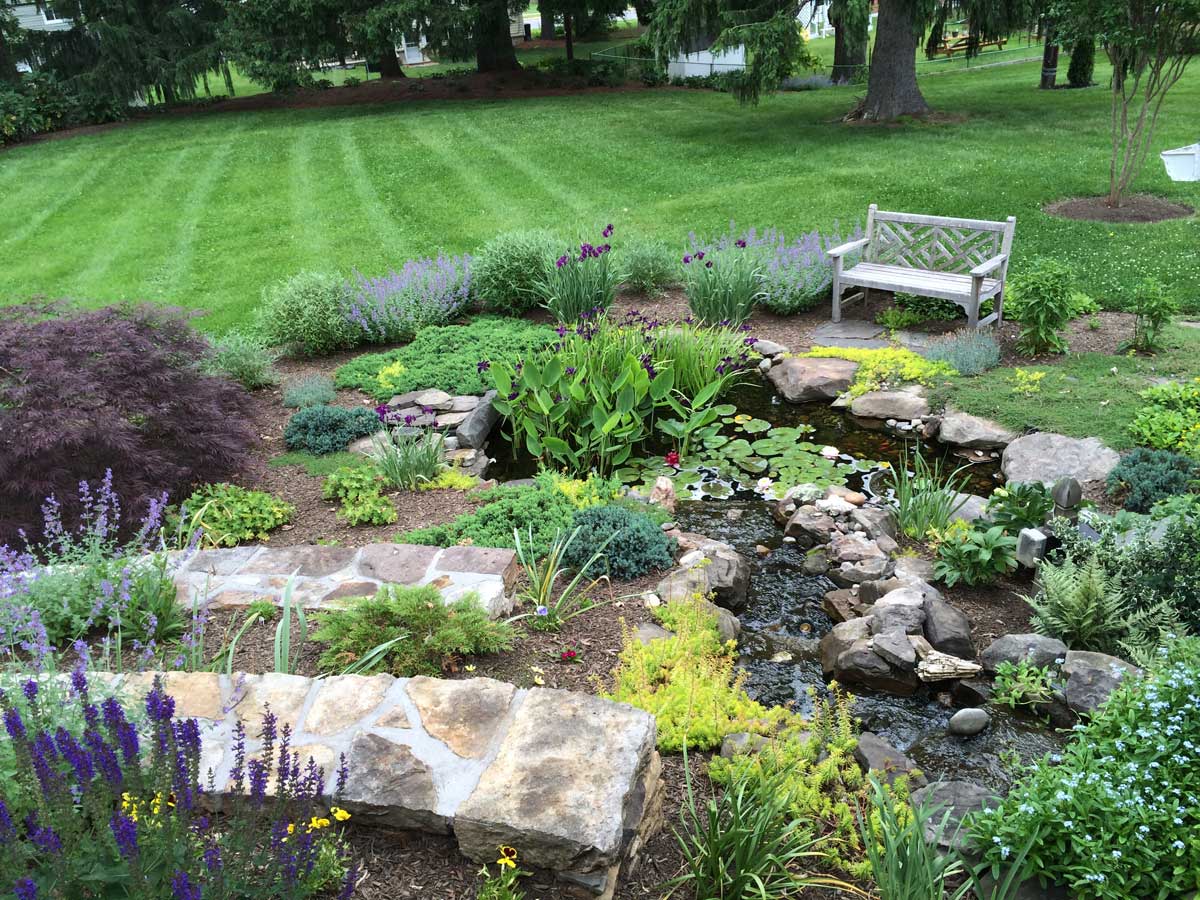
[331,807,351,822]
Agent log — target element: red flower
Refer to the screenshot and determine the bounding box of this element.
[665,450,680,467]
[561,649,577,661]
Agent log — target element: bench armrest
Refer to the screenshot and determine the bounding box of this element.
[970,253,1008,278]
[828,237,869,258]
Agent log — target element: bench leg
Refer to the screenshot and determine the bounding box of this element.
[994,289,1004,325]
[831,265,843,323]
[968,276,983,328]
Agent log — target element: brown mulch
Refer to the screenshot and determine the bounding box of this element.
[1044,193,1194,223]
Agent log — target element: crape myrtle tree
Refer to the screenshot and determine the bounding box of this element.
[1053,0,1200,206]
[24,0,228,104]
[651,0,1036,118]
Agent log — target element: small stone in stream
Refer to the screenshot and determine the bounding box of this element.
[948,708,991,737]
[872,629,917,669]
[770,651,793,663]
[825,485,867,506]
[726,509,743,521]
[755,544,770,557]
[822,589,861,623]
[661,522,678,532]
[648,476,677,514]
[951,679,993,707]
[803,548,830,575]
[923,598,975,659]
[816,495,857,516]
[853,733,927,788]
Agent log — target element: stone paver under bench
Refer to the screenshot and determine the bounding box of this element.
[171,543,519,618]
[103,671,662,898]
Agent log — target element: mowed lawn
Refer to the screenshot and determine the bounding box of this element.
[1,60,1198,331]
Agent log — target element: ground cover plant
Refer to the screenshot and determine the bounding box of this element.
[1105,447,1198,512]
[283,405,380,456]
[970,638,1200,899]
[334,319,552,400]
[3,62,1198,332]
[0,673,357,897]
[1128,377,1200,459]
[180,483,295,547]
[924,328,1001,376]
[0,303,253,547]
[283,375,337,408]
[401,472,620,550]
[800,346,957,396]
[929,326,1200,451]
[312,584,513,676]
[322,465,398,526]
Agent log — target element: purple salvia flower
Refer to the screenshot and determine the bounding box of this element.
[22,680,37,703]
[29,825,62,855]
[340,863,359,899]
[337,752,349,796]
[171,871,201,900]
[109,812,138,860]
[14,878,37,900]
[204,840,223,872]
[0,800,13,844]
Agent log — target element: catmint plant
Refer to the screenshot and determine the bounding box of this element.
[347,254,472,343]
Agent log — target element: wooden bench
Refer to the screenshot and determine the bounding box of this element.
[828,204,1016,328]
[937,35,1008,57]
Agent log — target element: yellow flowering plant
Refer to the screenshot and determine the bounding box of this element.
[476,846,528,900]
[800,346,957,396]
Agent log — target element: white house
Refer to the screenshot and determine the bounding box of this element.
[12,2,73,32]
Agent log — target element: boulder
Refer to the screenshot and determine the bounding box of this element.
[784,506,838,547]
[752,338,788,357]
[980,634,1067,674]
[456,390,500,449]
[1002,433,1121,487]
[872,629,917,669]
[951,679,993,707]
[836,640,920,696]
[829,556,893,588]
[892,556,935,585]
[923,598,975,659]
[819,618,872,674]
[697,598,741,643]
[949,493,990,525]
[853,732,927,788]
[827,532,886,564]
[948,708,990,737]
[822,589,863,623]
[655,539,750,612]
[634,623,673,645]
[850,387,930,421]
[768,357,860,403]
[719,732,769,758]
[803,548,830,576]
[391,388,454,410]
[937,409,1017,449]
[851,506,898,541]
[1061,650,1143,714]
[648,477,676,514]
[815,495,857,515]
[455,688,658,873]
[909,781,998,850]
[868,589,929,635]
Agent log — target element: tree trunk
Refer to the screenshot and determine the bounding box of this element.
[632,0,655,27]
[538,0,555,39]
[377,41,404,78]
[565,13,574,61]
[830,7,868,85]
[1039,22,1059,90]
[859,0,928,120]
[476,0,521,72]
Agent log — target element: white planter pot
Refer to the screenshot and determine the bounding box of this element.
[1161,143,1200,182]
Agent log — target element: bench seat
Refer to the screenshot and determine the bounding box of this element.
[841,262,1002,303]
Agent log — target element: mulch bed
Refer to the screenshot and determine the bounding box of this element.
[1045,194,1194,223]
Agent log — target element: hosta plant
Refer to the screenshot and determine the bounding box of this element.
[934,524,1018,587]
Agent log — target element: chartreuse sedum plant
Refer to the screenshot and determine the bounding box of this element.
[536,226,621,323]
[181,483,295,548]
[800,346,957,396]
[683,244,762,325]
[605,597,793,751]
[709,684,887,881]
[883,444,972,541]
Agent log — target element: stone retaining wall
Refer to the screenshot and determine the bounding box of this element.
[107,671,662,897]
[172,543,519,618]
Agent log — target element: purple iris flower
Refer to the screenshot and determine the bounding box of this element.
[476,360,490,373]
[602,224,614,237]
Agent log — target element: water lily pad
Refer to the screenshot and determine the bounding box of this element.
[737,417,772,434]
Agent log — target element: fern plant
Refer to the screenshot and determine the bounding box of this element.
[1025,557,1131,655]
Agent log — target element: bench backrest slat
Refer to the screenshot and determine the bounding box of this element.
[864,204,1015,275]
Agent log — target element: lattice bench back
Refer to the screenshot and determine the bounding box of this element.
[865,205,1016,276]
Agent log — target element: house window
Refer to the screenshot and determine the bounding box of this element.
[42,5,66,23]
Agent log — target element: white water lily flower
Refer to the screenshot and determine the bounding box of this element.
[820,445,840,459]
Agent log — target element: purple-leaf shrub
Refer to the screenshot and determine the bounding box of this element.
[688,222,865,315]
[0,304,254,546]
[347,254,472,343]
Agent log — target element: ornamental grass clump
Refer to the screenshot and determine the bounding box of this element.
[682,244,762,325]
[925,328,1001,376]
[537,226,621,322]
[0,673,358,897]
[347,253,472,343]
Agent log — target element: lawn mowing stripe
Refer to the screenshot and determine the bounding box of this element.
[140,118,249,305]
[66,138,208,292]
[286,119,332,264]
[0,140,129,256]
[336,122,408,262]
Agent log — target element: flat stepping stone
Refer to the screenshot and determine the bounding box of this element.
[850,387,929,420]
[1001,432,1120,486]
[937,408,1016,449]
[171,543,519,618]
[102,671,660,896]
[811,320,885,342]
